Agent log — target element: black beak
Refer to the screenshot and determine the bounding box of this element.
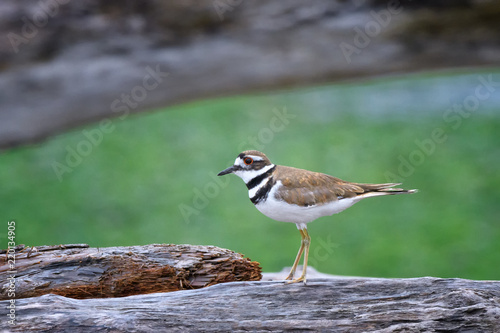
[217,166,236,176]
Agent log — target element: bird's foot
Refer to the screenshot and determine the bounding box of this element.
[285,276,307,285]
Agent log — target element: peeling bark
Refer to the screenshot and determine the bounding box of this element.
[0,244,261,299]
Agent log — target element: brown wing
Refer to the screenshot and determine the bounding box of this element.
[273,166,406,207]
[273,166,362,206]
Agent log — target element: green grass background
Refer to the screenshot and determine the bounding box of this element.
[1,69,499,280]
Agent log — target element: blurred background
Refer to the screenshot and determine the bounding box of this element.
[0,0,499,280]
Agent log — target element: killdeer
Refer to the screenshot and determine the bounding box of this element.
[218,150,417,284]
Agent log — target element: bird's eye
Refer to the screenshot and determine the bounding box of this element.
[244,157,253,165]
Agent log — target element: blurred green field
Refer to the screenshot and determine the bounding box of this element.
[1,69,499,280]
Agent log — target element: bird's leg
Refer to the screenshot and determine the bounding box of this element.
[284,229,305,281]
[295,228,311,284]
[285,228,311,284]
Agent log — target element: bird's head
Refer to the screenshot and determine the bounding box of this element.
[217,150,274,183]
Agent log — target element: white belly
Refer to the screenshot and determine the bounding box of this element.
[252,181,361,225]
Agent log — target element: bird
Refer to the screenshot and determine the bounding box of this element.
[217,150,417,284]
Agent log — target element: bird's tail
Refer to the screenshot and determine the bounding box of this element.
[358,182,418,196]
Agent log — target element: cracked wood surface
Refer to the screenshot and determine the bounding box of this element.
[1,277,499,332]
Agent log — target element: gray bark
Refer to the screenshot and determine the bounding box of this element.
[1,0,500,148]
[2,277,499,332]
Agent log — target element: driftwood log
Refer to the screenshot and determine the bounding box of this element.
[0,244,261,300]
[2,277,500,332]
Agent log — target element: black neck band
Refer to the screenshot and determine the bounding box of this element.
[246,165,276,190]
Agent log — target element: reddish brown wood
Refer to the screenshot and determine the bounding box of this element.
[0,244,261,299]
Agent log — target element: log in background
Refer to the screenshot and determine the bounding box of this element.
[1,0,500,149]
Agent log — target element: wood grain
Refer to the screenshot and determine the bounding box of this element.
[2,277,499,332]
[0,244,261,299]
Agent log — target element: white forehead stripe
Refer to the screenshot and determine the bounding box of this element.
[247,155,264,161]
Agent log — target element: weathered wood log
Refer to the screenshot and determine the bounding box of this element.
[0,244,261,300]
[2,277,499,332]
[1,0,500,149]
